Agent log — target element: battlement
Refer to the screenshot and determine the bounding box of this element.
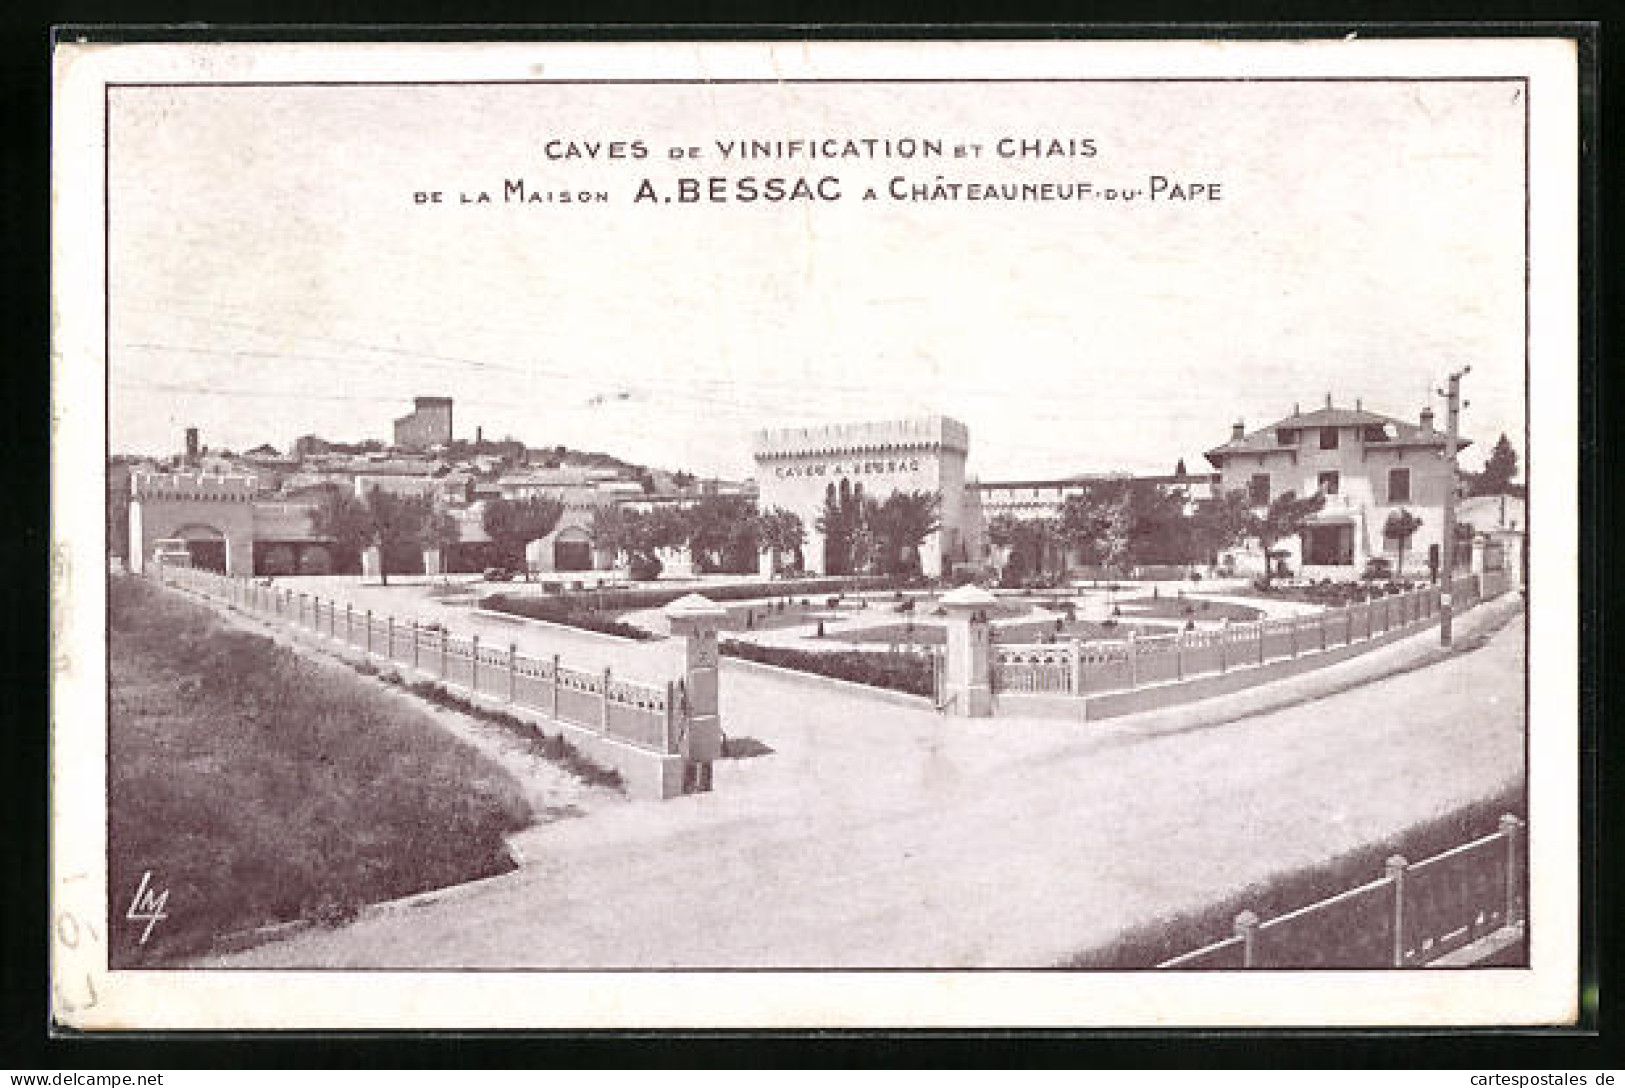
[131,472,259,502]
[752,416,969,460]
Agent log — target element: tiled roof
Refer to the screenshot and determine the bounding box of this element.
[1205,404,1471,463]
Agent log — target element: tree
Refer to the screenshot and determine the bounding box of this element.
[815,480,863,575]
[1060,483,1133,574]
[1471,433,1521,496]
[589,504,635,564]
[867,490,942,576]
[481,496,564,579]
[687,495,760,573]
[1248,490,1326,586]
[1383,508,1424,576]
[757,507,806,574]
[1188,489,1252,568]
[310,484,441,586]
[418,505,461,569]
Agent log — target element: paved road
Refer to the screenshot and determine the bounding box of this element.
[208,590,1525,969]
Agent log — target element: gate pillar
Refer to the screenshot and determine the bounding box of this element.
[940,584,996,717]
[664,593,727,792]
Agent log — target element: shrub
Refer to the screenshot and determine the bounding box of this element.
[627,553,663,581]
[719,639,934,697]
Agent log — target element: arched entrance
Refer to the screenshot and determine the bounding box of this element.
[171,523,229,573]
[553,526,594,571]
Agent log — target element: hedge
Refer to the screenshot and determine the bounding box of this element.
[485,575,900,618]
[719,639,934,698]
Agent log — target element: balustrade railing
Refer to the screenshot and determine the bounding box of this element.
[992,572,1502,700]
[149,563,680,755]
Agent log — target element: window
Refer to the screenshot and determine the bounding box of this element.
[1318,471,1340,495]
[1388,467,1411,503]
[1277,428,1299,446]
[1249,473,1270,506]
[1319,427,1340,450]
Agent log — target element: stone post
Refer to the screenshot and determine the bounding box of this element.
[1234,910,1260,968]
[1387,855,1410,967]
[386,615,395,659]
[939,585,996,716]
[362,545,383,583]
[1069,639,1086,695]
[663,680,678,753]
[600,667,613,736]
[471,634,481,692]
[422,548,443,577]
[364,610,373,655]
[664,593,728,790]
[550,654,561,719]
[508,643,518,703]
[411,620,420,671]
[1500,814,1525,926]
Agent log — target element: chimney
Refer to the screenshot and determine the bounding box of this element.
[1355,397,1363,411]
[184,427,199,463]
[1324,393,1333,410]
[476,425,483,445]
[1231,420,1246,440]
[1420,406,1435,431]
[1292,402,1300,416]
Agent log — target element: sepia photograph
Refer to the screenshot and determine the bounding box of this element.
[49,34,1580,1029]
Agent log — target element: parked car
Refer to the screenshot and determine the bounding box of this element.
[482,566,517,582]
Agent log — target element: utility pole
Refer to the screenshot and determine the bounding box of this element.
[1438,366,1470,646]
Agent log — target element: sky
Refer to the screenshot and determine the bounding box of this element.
[107,77,1527,480]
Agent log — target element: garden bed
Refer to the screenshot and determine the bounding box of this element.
[719,639,935,697]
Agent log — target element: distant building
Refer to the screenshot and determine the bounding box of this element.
[393,396,453,450]
[753,416,971,577]
[1205,396,1470,578]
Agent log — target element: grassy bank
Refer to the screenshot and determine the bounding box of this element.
[108,576,533,966]
[1060,788,1526,969]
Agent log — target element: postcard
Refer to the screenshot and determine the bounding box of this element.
[50,34,1580,1029]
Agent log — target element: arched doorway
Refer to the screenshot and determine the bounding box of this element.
[172,523,228,573]
[553,526,594,571]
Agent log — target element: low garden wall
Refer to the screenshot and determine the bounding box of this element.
[993,571,1511,721]
[153,563,693,799]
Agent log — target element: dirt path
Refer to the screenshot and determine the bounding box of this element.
[206,599,1525,969]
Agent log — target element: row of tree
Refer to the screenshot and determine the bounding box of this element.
[988,479,1457,585]
[588,496,799,577]
[815,481,943,577]
[309,485,566,583]
[988,481,1329,586]
[306,480,956,583]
